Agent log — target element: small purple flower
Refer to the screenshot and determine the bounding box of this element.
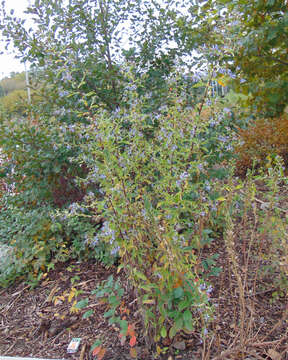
[110,246,120,256]
[206,285,213,294]
[218,135,228,143]
[197,163,204,171]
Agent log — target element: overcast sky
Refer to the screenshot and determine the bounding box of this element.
[0,0,31,79]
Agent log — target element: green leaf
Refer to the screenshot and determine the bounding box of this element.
[160,326,167,338]
[103,309,114,318]
[175,316,184,331]
[183,309,192,327]
[75,298,89,309]
[139,284,153,291]
[169,324,177,338]
[119,319,128,335]
[173,286,184,299]
[134,270,148,281]
[82,309,94,319]
[178,299,190,312]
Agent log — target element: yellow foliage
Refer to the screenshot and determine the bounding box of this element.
[0,89,28,116]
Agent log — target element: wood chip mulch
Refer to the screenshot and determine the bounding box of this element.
[0,231,287,360]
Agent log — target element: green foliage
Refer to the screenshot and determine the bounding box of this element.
[0,113,115,286]
[0,89,28,118]
[0,205,64,287]
[72,82,235,346]
[0,115,88,208]
[0,0,287,354]
[0,199,115,286]
[90,275,125,329]
[200,0,288,117]
[228,0,287,116]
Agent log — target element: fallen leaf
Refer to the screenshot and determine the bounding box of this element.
[156,345,161,355]
[130,347,137,358]
[267,349,281,360]
[97,347,106,360]
[92,346,101,356]
[54,298,63,306]
[130,335,137,347]
[127,323,135,337]
[92,346,106,360]
[46,285,59,303]
[172,340,186,351]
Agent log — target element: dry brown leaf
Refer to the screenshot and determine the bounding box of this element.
[97,347,106,360]
[267,348,281,360]
[130,347,137,358]
[46,285,60,303]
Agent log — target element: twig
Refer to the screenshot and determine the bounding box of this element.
[3,340,17,355]
[250,338,286,347]
[75,279,95,287]
[254,54,288,66]
[257,307,288,343]
[239,190,288,214]
[79,343,86,360]
[245,288,275,298]
[211,346,243,360]
[4,293,23,313]
[11,285,30,297]
[50,328,67,345]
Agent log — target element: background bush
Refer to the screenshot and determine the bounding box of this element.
[235,114,288,176]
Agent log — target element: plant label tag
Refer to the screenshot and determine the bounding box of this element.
[67,338,81,353]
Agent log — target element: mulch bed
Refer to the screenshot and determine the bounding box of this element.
[0,260,203,360]
[0,232,287,359]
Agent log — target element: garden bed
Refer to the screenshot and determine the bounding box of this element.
[1,228,287,360]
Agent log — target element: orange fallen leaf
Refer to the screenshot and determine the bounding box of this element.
[92,346,106,360]
[127,324,135,337]
[97,347,106,360]
[129,335,137,347]
[92,346,101,356]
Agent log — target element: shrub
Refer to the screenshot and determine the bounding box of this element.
[0,89,28,118]
[72,86,235,348]
[0,205,64,287]
[235,114,288,176]
[0,201,112,287]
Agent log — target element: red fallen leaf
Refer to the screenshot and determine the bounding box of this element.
[127,324,135,337]
[129,335,137,347]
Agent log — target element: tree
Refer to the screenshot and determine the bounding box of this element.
[207,0,287,116]
[0,72,26,96]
